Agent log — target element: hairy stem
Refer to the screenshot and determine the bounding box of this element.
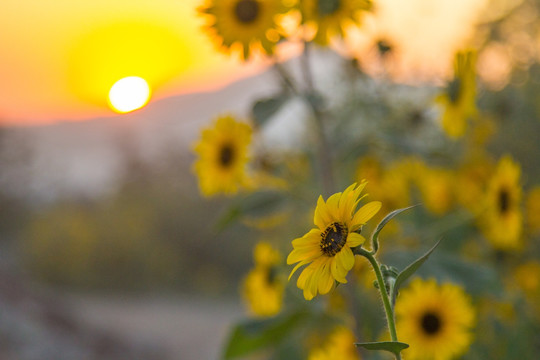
[356,248,402,360]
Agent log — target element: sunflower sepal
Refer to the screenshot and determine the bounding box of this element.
[370,205,417,254]
[391,238,443,305]
[354,341,409,357]
[372,264,398,295]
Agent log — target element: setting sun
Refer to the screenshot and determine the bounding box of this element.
[108,76,151,113]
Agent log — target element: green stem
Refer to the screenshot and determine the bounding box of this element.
[272,57,335,196]
[356,248,401,360]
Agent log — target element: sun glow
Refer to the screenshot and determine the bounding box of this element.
[108,76,151,113]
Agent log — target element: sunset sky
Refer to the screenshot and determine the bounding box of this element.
[0,0,486,125]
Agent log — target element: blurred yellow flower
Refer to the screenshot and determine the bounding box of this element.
[514,261,540,298]
[254,241,281,267]
[193,115,252,197]
[456,152,494,213]
[301,0,371,45]
[198,0,290,59]
[436,50,477,138]
[480,155,523,251]
[355,156,411,216]
[308,326,361,360]
[526,186,540,234]
[396,278,475,360]
[287,182,381,300]
[412,162,454,216]
[242,241,284,317]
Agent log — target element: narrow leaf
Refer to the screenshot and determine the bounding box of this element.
[224,311,308,359]
[355,341,409,356]
[252,94,289,127]
[371,205,417,253]
[392,238,443,302]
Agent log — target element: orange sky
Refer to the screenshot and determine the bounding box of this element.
[0,0,487,126]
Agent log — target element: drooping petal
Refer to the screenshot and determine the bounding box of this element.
[336,246,355,271]
[296,262,314,287]
[318,261,335,295]
[331,257,348,283]
[288,260,309,281]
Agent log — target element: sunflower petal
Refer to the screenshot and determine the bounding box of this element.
[351,201,382,227]
[347,232,366,248]
[318,262,335,294]
[331,257,348,283]
[314,196,332,229]
[337,246,355,271]
[288,260,309,281]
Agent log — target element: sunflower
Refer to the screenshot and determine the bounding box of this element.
[480,155,523,250]
[301,0,372,45]
[396,278,475,360]
[526,186,540,234]
[415,166,455,216]
[308,326,360,360]
[436,50,477,138]
[242,241,284,317]
[287,182,381,300]
[198,0,290,60]
[355,156,411,219]
[513,261,540,298]
[193,115,252,197]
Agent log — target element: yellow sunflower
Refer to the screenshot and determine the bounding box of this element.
[480,155,523,250]
[436,50,477,138]
[242,241,284,317]
[396,278,475,360]
[526,186,540,234]
[198,0,290,60]
[287,182,381,300]
[513,261,540,299]
[193,115,252,197]
[301,0,372,45]
[308,326,361,360]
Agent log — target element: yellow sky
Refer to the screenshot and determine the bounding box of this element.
[0,0,263,124]
[0,0,487,125]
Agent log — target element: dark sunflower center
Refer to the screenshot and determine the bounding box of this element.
[318,0,341,15]
[320,222,348,257]
[219,143,235,167]
[234,0,260,24]
[421,312,442,335]
[498,189,510,214]
[447,78,462,103]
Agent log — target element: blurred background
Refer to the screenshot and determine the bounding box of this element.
[1,0,539,359]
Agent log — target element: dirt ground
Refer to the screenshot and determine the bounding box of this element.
[67,293,244,360]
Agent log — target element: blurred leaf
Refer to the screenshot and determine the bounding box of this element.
[305,91,325,110]
[392,238,442,303]
[223,310,309,359]
[252,94,290,127]
[215,191,286,232]
[383,246,501,296]
[371,205,417,253]
[355,341,409,356]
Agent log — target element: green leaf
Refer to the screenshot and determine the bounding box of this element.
[371,205,417,253]
[224,310,308,359]
[355,341,409,356]
[392,238,442,303]
[215,191,286,232]
[252,94,290,127]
